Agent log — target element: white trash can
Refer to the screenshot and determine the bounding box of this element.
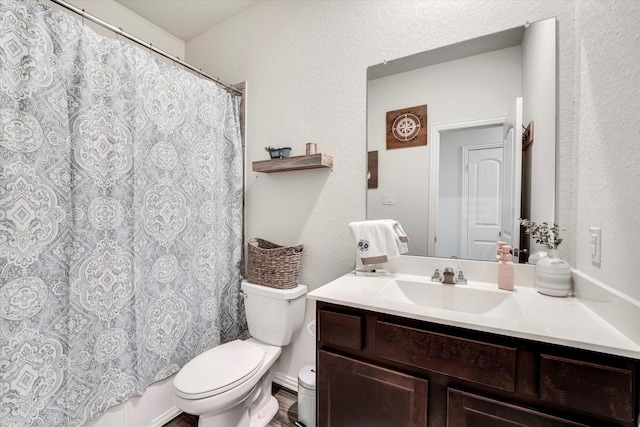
[297,365,316,427]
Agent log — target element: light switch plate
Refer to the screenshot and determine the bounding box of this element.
[382,193,395,205]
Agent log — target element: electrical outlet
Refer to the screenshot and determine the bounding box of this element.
[589,227,601,265]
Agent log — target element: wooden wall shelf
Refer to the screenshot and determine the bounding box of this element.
[252,153,333,173]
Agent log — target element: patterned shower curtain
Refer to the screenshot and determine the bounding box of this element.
[0,0,245,425]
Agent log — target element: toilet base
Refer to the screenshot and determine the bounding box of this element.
[249,395,278,427]
[195,393,278,427]
[247,364,279,427]
[194,362,279,427]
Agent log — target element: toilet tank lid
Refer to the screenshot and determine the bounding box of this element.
[241,281,307,299]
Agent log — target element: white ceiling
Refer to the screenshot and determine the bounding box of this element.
[115,0,258,40]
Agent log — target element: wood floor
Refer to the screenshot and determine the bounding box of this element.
[163,384,299,427]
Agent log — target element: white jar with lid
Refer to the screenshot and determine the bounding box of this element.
[535,250,571,297]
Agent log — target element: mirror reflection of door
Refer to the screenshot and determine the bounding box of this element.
[501,98,523,253]
[434,98,523,261]
[464,143,503,261]
[436,125,503,260]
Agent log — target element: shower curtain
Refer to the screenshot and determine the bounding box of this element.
[0,0,245,425]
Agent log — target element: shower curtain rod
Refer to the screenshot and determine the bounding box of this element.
[48,0,243,96]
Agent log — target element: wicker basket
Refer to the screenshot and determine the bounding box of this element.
[246,238,303,289]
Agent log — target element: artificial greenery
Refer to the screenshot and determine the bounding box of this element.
[519,219,563,249]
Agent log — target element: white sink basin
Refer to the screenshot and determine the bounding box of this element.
[375,279,511,314]
[307,268,640,359]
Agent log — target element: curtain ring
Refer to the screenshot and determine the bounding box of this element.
[81,9,85,27]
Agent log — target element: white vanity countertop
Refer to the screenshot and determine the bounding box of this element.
[307,271,640,360]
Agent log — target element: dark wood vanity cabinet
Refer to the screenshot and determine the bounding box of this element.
[319,350,428,426]
[316,301,639,427]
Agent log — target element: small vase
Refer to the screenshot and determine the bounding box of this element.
[535,249,571,297]
[528,251,547,265]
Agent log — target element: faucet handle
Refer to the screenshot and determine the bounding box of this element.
[431,264,442,282]
[455,265,467,284]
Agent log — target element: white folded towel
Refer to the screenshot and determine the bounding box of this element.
[348,220,409,265]
[349,220,397,264]
[384,219,409,254]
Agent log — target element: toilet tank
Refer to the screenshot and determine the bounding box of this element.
[241,281,307,346]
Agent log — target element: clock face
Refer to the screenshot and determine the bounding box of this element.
[391,113,422,142]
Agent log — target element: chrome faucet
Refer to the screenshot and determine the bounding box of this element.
[455,265,467,284]
[442,267,456,284]
[431,264,443,282]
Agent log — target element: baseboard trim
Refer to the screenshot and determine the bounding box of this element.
[151,406,181,427]
[273,372,298,393]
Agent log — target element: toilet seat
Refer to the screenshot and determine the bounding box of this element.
[174,340,265,400]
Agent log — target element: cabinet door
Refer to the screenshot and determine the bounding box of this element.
[539,354,634,422]
[318,350,428,427]
[448,389,589,427]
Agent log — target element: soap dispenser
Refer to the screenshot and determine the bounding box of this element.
[497,242,514,291]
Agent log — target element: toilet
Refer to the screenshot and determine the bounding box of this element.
[173,280,307,427]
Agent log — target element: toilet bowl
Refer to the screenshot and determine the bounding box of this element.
[173,281,307,427]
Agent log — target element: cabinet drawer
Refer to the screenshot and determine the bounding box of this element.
[540,354,634,422]
[376,321,517,391]
[318,309,364,350]
[448,389,589,427]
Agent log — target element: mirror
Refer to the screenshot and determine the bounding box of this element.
[366,17,556,262]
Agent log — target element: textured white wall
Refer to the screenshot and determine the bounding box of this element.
[572,1,640,300]
[186,0,578,386]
